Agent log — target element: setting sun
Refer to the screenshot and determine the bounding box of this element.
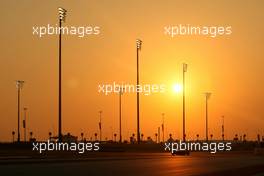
[172,84,182,93]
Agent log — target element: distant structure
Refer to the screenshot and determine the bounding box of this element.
[57,7,67,142]
[23,107,28,142]
[161,113,165,143]
[204,92,211,141]
[16,80,25,143]
[98,110,102,141]
[62,133,77,143]
[221,115,225,141]
[182,63,187,141]
[155,133,158,143]
[136,39,142,144]
[158,127,160,143]
[118,88,124,143]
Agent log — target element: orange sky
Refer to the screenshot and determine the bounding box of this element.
[0,0,263,142]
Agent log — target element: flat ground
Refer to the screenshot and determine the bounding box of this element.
[0,151,263,176]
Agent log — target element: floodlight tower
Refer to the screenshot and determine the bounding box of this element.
[182,63,187,141]
[205,92,211,141]
[119,88,124,143]
[58,7,67,142]
[16,80,24,143]
[136,39,142,144]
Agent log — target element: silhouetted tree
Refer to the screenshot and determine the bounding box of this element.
[155,133,158,143]
[257,134,260,142]
[196,134,199,141]
[141,134,144,141]
[81,132,84,141]
[49,132,52,140]
[12,131,15,143]
[30,131,33,139]
[94,133,98,141]
[243,134,246,141]
[234,134,238,141]
[114,133,117,142]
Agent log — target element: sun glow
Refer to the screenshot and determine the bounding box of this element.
[172,84,182,93]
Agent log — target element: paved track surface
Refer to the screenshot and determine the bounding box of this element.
[0,152,263,176]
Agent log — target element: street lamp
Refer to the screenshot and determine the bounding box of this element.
[205,92,211,141]
[136,39,142,144]
[182,63,187,141]
[99,110,102,142]
[23,107,28,142]
[16,80,24,143]
[58,7,67,142]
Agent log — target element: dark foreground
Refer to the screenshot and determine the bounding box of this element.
[0,151,264,176]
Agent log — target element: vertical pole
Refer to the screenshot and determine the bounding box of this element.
[222,116,225,141]
[206,96,208,141]
[162,113,165,143]
[158,127,160,143]
[136,45,140,144]
[17,88,20,143]
[58,18,62,142]
[119,91,122,143]
[99,111,102,142]
[183,65,186,141]
[24,108,27,142]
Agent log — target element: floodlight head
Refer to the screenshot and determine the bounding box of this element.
[136,39,142,50]
[58,7,67,22]
[120,88,125,95]
[205,92,212,99]
[183,63,188,72]
[16,80,25,89]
